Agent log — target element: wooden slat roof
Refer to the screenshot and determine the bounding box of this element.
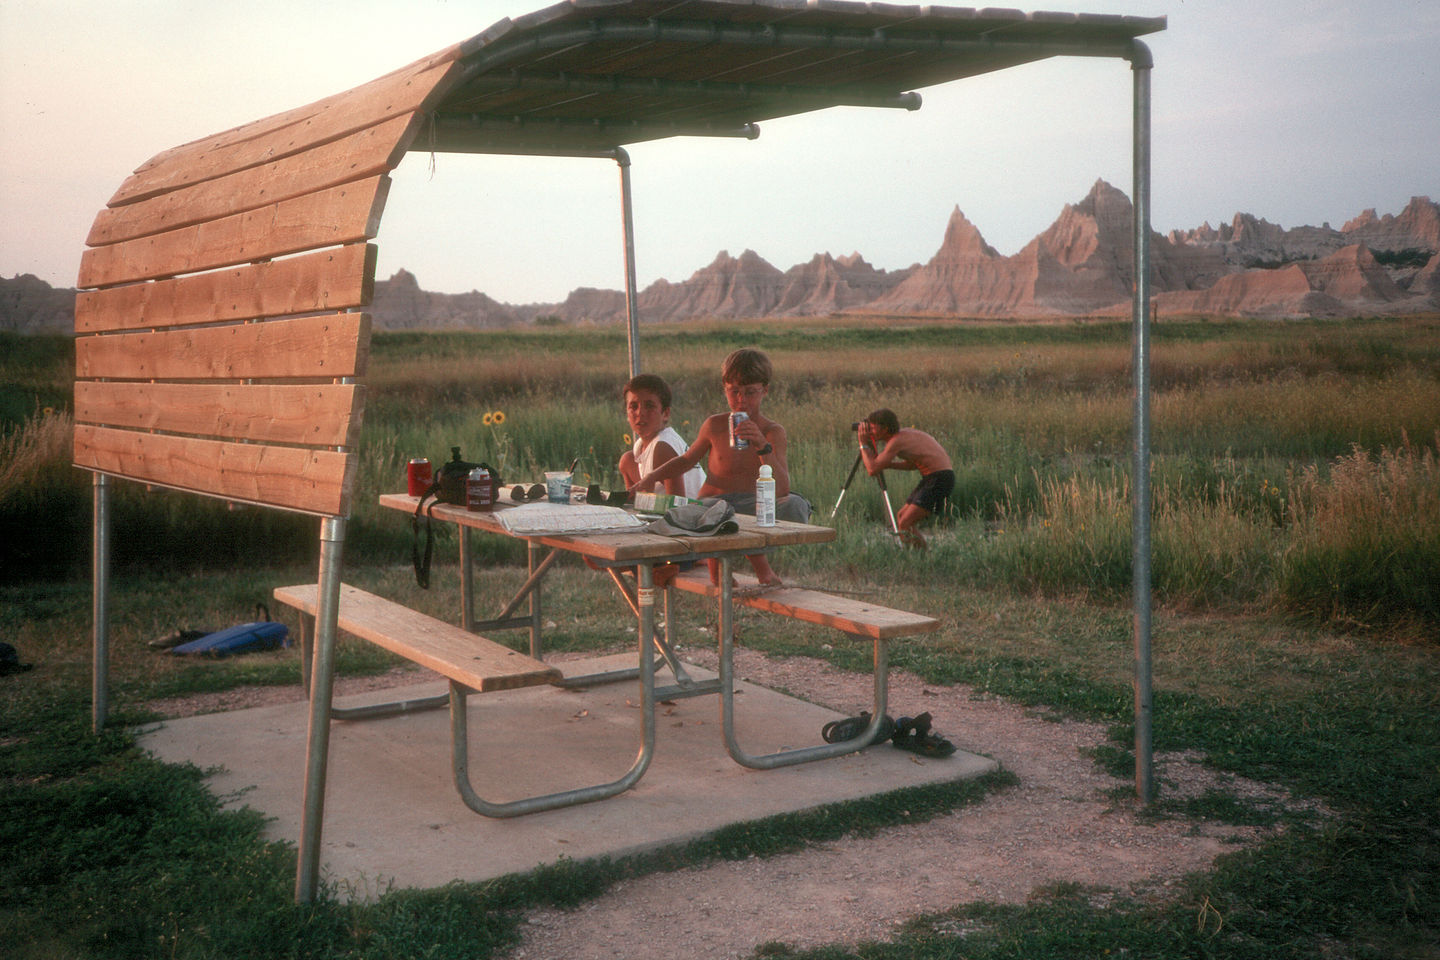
[431,0,1167,153]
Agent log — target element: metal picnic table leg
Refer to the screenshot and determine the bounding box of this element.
[552,561,705,693]
[528,540,543,659]
[449,564,657,816]
[601,566,695,686]
[460,526,475,631]
[462,529,561,643]
[291,599,451,723]
[717,555,892,768]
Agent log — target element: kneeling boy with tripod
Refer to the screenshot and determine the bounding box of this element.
[856,408,954,549]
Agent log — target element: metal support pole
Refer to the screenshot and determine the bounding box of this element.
[489,545,561,623]
[527,541,544,659]
[1130,40,1155,805]
[616,147,642,378]
[459,526,475,631]
[91,473,110,733]
[296,516,346,903]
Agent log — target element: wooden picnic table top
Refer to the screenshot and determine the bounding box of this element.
[378,493,835,564]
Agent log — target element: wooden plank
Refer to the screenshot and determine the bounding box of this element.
[732,512,838,546]
[75,313,370,381]
[75,244,375,333]
[112,54,461,206]
[272,582,561,692]
[672,568,941,640]
[89,116,420,246]
[74,425,357,516]
[74,382,363,447]
[78,176,390,289]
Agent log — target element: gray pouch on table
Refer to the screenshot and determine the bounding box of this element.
[645,500,739,536]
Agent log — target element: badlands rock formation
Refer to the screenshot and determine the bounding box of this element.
[1153,196,1438,318]
[0,273,81,334]
[369,268,521,329]
[3,189,1436,333]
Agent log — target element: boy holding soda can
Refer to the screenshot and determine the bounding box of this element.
[629,348,810,585]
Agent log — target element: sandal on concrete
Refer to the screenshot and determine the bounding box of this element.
[821,711,896,745]
[891,712,957,758]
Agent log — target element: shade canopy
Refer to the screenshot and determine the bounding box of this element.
[75,0,1165,513]
[426,0,1166,154]
[78,4,1167,861]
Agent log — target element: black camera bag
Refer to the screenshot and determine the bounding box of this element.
[411,447,503,588]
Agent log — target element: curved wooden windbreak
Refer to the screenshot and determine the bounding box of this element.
[73,48,465,516]
[73,47,481,903]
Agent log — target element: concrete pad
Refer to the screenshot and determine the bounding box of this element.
[140,654,996,895]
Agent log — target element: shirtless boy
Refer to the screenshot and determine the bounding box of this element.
[856,407,954,549]
[629,348,809,584]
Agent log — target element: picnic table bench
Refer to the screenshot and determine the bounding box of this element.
[270,581,668,819]
[273,582,560,701]
[668,567,942,642]
[663,565,941,768]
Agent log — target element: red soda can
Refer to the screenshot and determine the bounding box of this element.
[407,458,432,497]
[466,467,494,512]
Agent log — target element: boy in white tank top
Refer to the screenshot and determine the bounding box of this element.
[618,374,705,498]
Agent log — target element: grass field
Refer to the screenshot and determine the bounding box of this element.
[1,316,1437,958]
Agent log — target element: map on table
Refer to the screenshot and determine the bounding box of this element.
[495,503,647,536]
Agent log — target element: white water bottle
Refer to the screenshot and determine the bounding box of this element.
[756,464,776,527]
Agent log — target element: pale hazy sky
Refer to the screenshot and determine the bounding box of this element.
[1,0,1436,303]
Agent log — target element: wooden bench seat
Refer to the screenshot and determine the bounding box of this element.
[273,581,653,822]
[273,582,560,693]
[669,567,941,640]
[664,564,939,772]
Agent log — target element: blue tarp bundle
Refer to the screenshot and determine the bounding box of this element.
[171,619,289,657]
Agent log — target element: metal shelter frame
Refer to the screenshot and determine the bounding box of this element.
[76,1,1164,903]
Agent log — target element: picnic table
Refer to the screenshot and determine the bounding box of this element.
[385,493,886,737]
[271,489,942,852]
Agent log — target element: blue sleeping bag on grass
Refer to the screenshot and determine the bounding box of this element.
[171,604,289,657]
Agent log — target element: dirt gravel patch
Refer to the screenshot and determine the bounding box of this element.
[507,648,1309,960]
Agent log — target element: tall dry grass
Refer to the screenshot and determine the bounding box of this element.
[4,319,1437,629]
[1280,432,1440,628]
[0,406,71,496]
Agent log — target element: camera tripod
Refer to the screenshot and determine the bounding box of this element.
[829,450,900,536]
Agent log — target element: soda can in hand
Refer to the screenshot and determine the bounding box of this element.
[729,411,749,450]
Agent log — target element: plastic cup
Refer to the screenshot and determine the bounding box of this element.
[544,471,572,503]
